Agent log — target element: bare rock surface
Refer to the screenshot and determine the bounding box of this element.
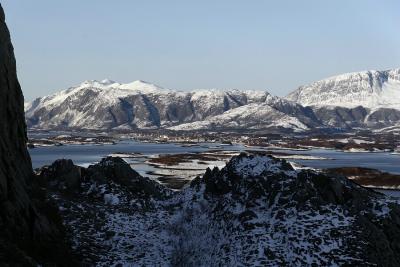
[0,4,74,265]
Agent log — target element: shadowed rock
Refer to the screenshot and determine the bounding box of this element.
[36,153,400,266]
[0,4,75,265]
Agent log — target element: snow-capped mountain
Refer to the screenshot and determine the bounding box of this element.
[287,68,400,109]
[169,103,312,132]
[25,79,272,130]
[25,68,400,132]
[38,154,400,265]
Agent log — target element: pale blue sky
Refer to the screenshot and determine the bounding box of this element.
[2,0,400,100]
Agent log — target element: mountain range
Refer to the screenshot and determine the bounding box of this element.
[25,68,400,132]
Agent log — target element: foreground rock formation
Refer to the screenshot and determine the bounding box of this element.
[0,4,74,265]
[38,154,400,266]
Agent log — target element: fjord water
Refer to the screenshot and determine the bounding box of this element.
[29,141,214,168]
[281,148,400,174]
[29,141,400,174]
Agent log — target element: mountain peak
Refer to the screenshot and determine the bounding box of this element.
[118,80,168,93]
[287,68,400,109]
[100,78,116,85]
[72,79,169,94]
[79,79,119,89]
[229,153,296,178]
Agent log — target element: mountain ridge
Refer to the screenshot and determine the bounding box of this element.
[287,68,400,109]
[24,79,273,130]
[25,68,400,132]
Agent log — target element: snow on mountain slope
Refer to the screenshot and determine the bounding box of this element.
[169,103,309,132]
[25,69,400,132]
[287,68,400,109]
[27,79,168,112]
[24,80,272,130]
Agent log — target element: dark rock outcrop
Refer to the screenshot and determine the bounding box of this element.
[188,153,400,265]
[37,153,400,266]
[0,4,74,265]
[39,157,167,200]
[37,159,83,190]
[86,157,166,199]
[36,157,170,265]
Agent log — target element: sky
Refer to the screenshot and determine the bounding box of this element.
[1,0,400,101]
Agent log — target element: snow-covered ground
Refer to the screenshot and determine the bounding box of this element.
[49,154,400,265]
[168,103,309,132]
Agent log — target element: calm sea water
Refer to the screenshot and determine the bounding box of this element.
[28,141,242,168]
[273,148,400,174]
[29,141,400,197]
[29,141,400,173]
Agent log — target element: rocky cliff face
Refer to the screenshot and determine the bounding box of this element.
[0,4,74,265]
[38,154,400,266]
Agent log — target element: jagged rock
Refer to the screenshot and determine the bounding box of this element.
[186,153,400,265]
[37,159,82,190]
[86,157,167,199]
[36,157,170,265]
[38,153,400,266]
[37,156,168,201]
